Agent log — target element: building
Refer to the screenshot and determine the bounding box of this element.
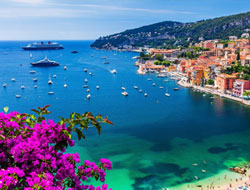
[191,66,204,86]
[215,73,238,93]
[233,79,250,97]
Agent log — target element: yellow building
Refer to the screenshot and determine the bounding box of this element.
[168,65,176,72]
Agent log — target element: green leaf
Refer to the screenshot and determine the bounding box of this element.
[3,106,9,113]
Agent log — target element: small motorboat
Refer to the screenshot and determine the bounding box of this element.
[29,70,36,74]
[11,78,16,82]
[147,78,152,81]
[104,60,110,64]
[48,91,54,95]
[53,74,56,78]
[64,66,67,70]
[165,93,170,97]
[110,69,117,74]
[139,89,143,93]
[86,89,90,92]
[159,86,164,89]
[83,85,88,88]
[16,95,21,98]
[29,53,32,58]
[174,88,179,91]
[152,83,156,86]
[121,92,128,96]
[71,50,79,53]
[101,56,107,59]
[144,93,148,97]
[84,78,88,83]
[48,79,53,85]
[84,68,87,72]
[87,94,91,99]
[34,85,37,88]
[64,84,67,88]
[21,85,25,89]
[96,85,100,89]
[89,72,93,76]
[134,86,138,89]
[3,83,7,88]
[33,78,37,82]
[121,86,126,90]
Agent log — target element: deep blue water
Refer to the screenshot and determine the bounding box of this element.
[1,41,250,190]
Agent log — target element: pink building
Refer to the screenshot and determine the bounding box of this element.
[233,79,250,97]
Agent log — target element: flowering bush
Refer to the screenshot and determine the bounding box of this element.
[0,105,113,190]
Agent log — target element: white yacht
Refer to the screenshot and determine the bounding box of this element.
[87,94,91,99]
[86,89,90,92]
[121,86,126,90]
[29,70,36,74]
[134,86,138,89]
[21,85,25,89]
[64,83,67,88]
[152,83,156,86]
[165,93,170,97]
[16,95,21,98]
[53,74,56,78]
[144,93,148,97]
[11,78,16,82]
[48,91,54,95]
[96,85,100,90]
[110,69,117,74]
[121,92,128,96]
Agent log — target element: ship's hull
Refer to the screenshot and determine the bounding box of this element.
[23,46,64,50]
[30,63,60,67]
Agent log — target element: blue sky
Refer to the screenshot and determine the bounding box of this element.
[0,0,249,40]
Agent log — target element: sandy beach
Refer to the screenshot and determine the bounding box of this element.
[169,168,250,190]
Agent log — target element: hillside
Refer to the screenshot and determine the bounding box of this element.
[91,12,250,49]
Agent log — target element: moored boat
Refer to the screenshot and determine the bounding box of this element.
[22,41,64,50]
[31,57,59,67]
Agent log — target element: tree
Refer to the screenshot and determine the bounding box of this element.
[0,105,113,190]
[207,79,214,85]
[154,60,161,65]
[155,54,164,61]
[237,51,240,61]
[243,91,250,98]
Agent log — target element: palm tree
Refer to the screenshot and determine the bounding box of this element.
[243,91,250,99]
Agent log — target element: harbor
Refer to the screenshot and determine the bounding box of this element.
[1,41,250,190]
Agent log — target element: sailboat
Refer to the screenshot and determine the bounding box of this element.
[29,53,32,58]
[48,75,53,85]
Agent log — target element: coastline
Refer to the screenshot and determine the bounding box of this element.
[177,80,250,107]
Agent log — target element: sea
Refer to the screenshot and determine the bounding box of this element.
[1,41,250,190]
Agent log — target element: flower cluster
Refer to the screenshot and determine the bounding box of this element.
[0,111,112,190]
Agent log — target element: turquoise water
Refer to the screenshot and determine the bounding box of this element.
[1,41,250,189]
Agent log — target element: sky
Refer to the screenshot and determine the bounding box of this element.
[0,0,249,40]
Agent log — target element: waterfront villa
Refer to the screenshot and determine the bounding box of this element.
[215,73,238,93]
[233,79,250,97]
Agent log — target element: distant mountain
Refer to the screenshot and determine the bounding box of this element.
[91,12,250,50]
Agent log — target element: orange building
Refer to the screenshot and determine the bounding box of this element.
[191,66,204,86]
[215,73,238,93]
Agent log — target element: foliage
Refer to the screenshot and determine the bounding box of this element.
[155,54,164,62]
[0,105,113,190]
[207,79,214,85]
[243,91,250,97]
[223,64,250,80]
[154,60,171,66]
[177,51,199,59]
[139,52,151,60]
[91,12,250,49]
